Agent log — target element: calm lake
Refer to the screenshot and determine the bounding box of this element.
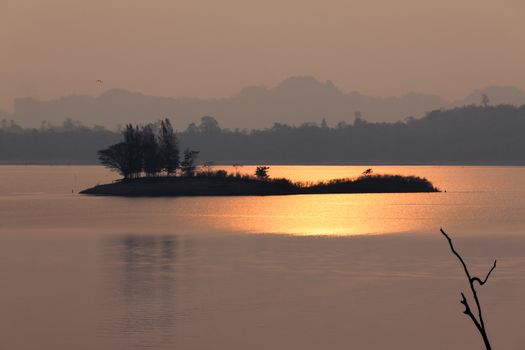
[1,165,524,349]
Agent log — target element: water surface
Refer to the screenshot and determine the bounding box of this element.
[0,165,524,350]
[1,165,524,236]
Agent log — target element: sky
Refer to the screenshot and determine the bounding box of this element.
[1,0,525,111]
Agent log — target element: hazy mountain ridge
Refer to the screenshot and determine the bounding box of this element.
[11,76,525,129]
[454,85,525,107]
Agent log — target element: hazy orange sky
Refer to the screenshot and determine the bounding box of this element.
[1,0,524,111]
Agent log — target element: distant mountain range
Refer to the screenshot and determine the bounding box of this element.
[11,76,525,129]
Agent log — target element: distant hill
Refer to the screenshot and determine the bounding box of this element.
[11,76,525,129]
[454,86,525,107]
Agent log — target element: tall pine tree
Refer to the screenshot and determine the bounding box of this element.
[159,119,179,175]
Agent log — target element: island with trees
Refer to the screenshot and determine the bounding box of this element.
[80,119,439,196]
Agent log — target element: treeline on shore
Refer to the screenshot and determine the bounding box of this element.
[1,104,525,164]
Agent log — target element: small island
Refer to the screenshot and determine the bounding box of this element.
[80,120,439,197]
[81,171,439,196]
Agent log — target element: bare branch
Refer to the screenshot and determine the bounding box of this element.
[440,228,495,350]
[460,292,482,332]
[440,228,474,281]
[471,260,497,286]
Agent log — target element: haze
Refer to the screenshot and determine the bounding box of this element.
[1,0,525,112]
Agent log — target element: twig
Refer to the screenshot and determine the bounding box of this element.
[440,228,496,350]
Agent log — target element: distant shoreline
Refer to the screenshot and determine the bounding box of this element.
[2,162,525,167]
[80,174,439,197]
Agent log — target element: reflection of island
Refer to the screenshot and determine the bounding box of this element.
[81,172,439,197]
[99,235,181,348]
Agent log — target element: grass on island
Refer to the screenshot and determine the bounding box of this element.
[80,169,439,197]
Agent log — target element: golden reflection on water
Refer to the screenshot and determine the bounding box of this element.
[203,165,523,236]
[179,193,446,236]
[1,165,524,237]
[177,166,448,236]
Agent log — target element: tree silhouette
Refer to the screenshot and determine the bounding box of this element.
[98,142,134,179]
[181,148,199,177]
[481,94,490,107]
[122,124,143,178]
[255,166,270,180]
[320,118,328,128]
[201,161,215,174]
[440,228,496,350]
[199,116,221,133]
[98,124,143,179]
[97,119,188,179]
[142,124,162,176]
[159,119,179,175]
